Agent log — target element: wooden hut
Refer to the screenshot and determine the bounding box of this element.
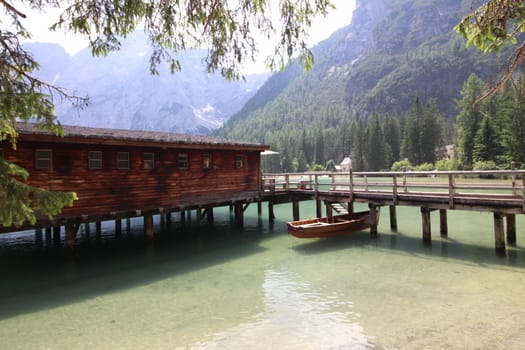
[0,122,269,233]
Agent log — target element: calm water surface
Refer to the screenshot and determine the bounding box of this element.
[1,202,524,349]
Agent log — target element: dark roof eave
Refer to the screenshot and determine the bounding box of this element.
[14,122,269,151]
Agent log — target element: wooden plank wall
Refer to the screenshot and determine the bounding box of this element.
[2,141,262,219]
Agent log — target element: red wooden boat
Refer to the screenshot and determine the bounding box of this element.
[287,210,375,238]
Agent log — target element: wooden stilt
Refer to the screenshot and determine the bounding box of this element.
[268,201,275,221]
[439,209,448,237]
[347,202,354,214]
[65,223,77,250]
[506,214,516,243]
[257,202,262,215]
[292,199,300,221]
[35,228,43,247]
[115,219,122,237]
[369,205,378,237]
[325,202,333,217]
[180,210,186,224]
[95,221,102,234]
[207,208,214,222]
[389,205,397,230]
[144,214,154,239]
[166,211,172,227]
[421,207,431,244]
[126,218,131,233]
[53,226,61,245]
[316,199,322,218]
[196,207,203,223]
[234,202,244,226]
[494,212,506,254]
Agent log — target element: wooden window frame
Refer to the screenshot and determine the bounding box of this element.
[35,149,52,170]
[178,153,189,170]
[143,152,155,170]
[117,152,130,170]
[88,151,103,170]
[235,155,244,169]
[203,153,212,170]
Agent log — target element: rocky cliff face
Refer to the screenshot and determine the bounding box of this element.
[27,34,268,134]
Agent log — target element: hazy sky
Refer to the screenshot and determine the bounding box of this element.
[21,0,356,72]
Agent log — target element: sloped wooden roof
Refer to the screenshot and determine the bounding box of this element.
[14,122,269,151]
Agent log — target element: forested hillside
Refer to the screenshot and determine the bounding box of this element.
[214,0,512,172]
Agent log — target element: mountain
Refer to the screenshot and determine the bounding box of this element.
[214,0,507,142]
[26,33,269,134]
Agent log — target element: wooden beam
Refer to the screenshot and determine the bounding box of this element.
[268,201,275,221]
[506,214,516,243]
[369,205,379,238]
[292,199,300,221]
[389,205,397,230]
[316,199,322,218]
[144,214,154,239]
[494,212,506,255]
[439,209,448,237]
[421,207,431,244]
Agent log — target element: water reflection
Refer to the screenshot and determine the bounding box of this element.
[191,270,374,350]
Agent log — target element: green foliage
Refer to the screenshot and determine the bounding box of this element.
[391,159,413,172]
[0,159,77,227]
[455,0,525,97]
[435,159,459,171]
[325,160,336,172]
[415,163,435,172]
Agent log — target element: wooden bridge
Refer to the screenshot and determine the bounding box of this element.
[261,170,525,254]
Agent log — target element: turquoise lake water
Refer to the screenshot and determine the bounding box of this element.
[0,201,524,349]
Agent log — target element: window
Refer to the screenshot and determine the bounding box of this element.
[88,151,102,169]
[235,155,244,169]
[203,154,212,170]
[35,149,52,170]
[178,153,189,170]
[117,152,130,169]
[143,152,155,169]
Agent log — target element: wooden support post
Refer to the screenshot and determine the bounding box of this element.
[316,200,322,218]
[207,207,214,222]
[325,202,333,217]
[439,209,448,237]
[389,205,397,230]
[115,219,122,237]
[196,207,203,223]
[234,202,244,226]
[126,218,131,233]
[180,210,186,224]
[166,212,172,227]
[347,202,354,214]
[95,221,102,234]
[369,205,378,238]
[35,228,43,247]
[506,214,516,243]
[53,226,61,245]
[421,207,431,244]
[494,212,506,254]
[45,227,52,246]
[144,214,154,239]
[268,201,275,221]
[65,223,77,250]
[257,201,262,215]
[292,199,300,221]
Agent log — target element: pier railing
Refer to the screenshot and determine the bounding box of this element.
[262,170,525,213]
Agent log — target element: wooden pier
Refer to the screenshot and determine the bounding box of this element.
[261,170,525,254]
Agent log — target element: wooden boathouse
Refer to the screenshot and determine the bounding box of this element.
[0,122,269,239]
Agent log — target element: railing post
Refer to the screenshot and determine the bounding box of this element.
[349,169,354,202]
[448,173,455,209]
[511,162,517,195]
[314,174,319,194]
[364,174,369,191]
[403,171,408,192]
[392,174,398,205]
[285,174,290,190]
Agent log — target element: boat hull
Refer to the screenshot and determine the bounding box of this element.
[287,211,373,239]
